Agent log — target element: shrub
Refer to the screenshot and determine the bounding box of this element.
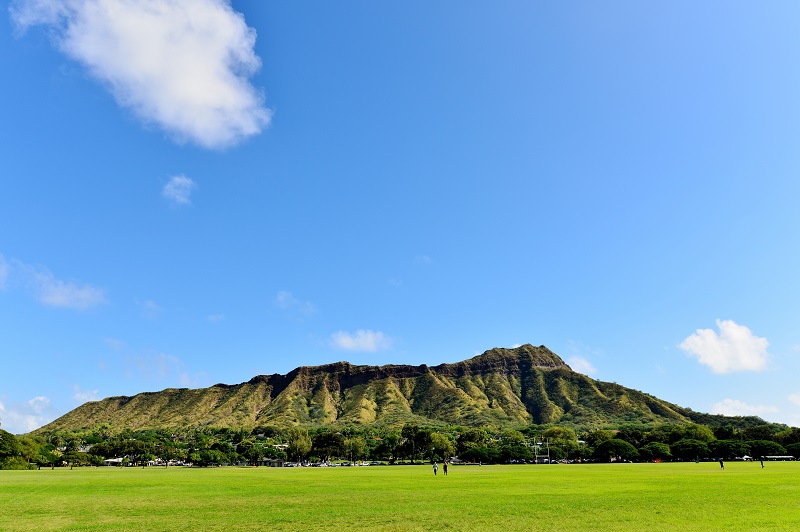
[1,457,36,470]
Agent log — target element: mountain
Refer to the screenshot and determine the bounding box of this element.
[38,344,697,432]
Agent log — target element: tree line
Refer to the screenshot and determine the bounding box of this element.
[1,421,799,469]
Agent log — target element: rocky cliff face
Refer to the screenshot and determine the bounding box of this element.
[38,344,692,432]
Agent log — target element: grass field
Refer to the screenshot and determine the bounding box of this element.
[1,462,799,530]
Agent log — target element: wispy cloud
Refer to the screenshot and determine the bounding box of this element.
[680,319,769,373]
[0,255,9,289]
[10,0,271,148]
[563,340,602,376]
[414,255,432,265]
[162,174,195,205]
[7,258,107,309]
[710,398,778,418]
[0,396,59,434]
[123,351,202,387]
[329,329,391,352]
[103,337,125,350]
[566,356,598,376]
[788,393,800,407]
[72,385,99,404]
[206,313,225,323]
[275,291,317,319]
[136,298,164,319]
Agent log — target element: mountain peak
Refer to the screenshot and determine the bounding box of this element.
[38,344,690,433]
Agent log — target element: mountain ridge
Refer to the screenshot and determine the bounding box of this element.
[39,344,695,432]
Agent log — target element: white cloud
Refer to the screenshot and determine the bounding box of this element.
[414,255,432,265]
[162,174,195,205]
[11,0,271,148]
[566,356,598,376]
[563,340,602,376]
[275,291,316,318]
[0,256,106,309]
[136,298,164,319]
[0,396,59,434]
[788,393,800,407]
[104,337,125,350]
[711,398,779,418]
[23,262,106,309]
[207,313,225,322]
[124,351,200,387]
[0,254,9,289]
[679,319,769,374]
[330,329,391,352]
[72,384,99,404]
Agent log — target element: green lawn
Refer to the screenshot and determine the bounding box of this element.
[1,462,799,530]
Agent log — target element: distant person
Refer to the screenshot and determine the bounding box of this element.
[433,462,438,476]
[719,459,724,470]
[761,459,764,468]
[443,461,448,476]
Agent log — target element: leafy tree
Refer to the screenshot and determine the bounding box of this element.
[548,445,567,461]
[429,432,455,462]
[542,427,577,444]
[670,439,710,460]
[638,442,671,461]
[312,431,344,462]
[343,437,366,463]
[713,426,738,441]
[459,445,499,464]
[16,435,44,463]
[583,430,614,448]
[709,440,750,460]
[414,429,433,462]
[0,429,22,462]
[615,427,646,448]
[785,442,800,458]
[776,428,800,446]
[191,449,227,466]
[262,444,287,461]
[746,440,786,457]
[456,428,490,458]
[286,428,311,462]
[373,431,401,463]
[251,426,280,439]
[683,424,716,443]
[594,439,638,462]
[155,443,186,466]
[237,439,262,465]
[63,451,91,469]
[642,425,673,444]
[741,425,780,442]
[398,425,433,463]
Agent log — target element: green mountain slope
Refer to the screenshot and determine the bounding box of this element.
[38,345,694,431]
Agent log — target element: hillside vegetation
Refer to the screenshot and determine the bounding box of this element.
[39,345,700,432]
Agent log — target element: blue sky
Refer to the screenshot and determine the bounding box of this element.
[2,1,800,434]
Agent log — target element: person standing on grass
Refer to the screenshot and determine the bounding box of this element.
[433,462,438,475]
[719,459,724,470]
[443,461,448,476]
